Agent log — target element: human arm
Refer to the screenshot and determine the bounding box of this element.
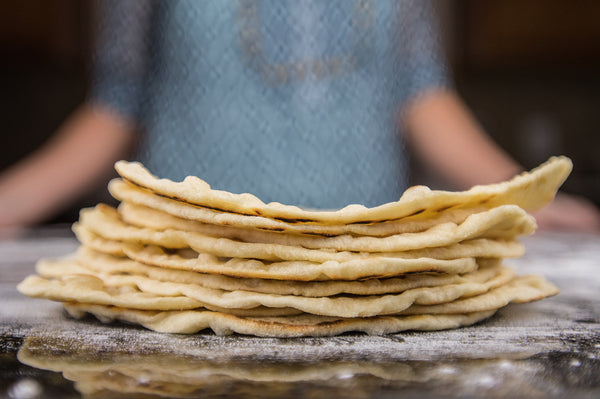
[0,103,135,234]
[402,88,600,232]
[403,88,521,188]
[0,0,155,236]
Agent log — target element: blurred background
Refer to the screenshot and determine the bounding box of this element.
[1,0,599,224]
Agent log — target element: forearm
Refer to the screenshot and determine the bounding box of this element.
[402,88,600,232]
[403,88,522,189]
[0,103,135,230]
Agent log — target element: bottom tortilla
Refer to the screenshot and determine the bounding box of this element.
[64,302,497,337]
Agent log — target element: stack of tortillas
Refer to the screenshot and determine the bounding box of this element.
[18,156,571,337]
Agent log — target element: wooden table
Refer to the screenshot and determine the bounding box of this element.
[1,227,599,398]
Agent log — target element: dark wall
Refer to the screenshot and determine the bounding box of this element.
[0,0,91,172]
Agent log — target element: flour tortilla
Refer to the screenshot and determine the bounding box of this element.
[118,201,467,241]
[73,223,525,267]
[72,223,126,257]
[114,156,570,224]
[100,241,482,281]
[118,202,536,249]
[57,274,555,336]
[64,302,498,336]
[18,274,206,311]
[17,274,301,317]
[113,182,491,237]
[79,204,533,261]
[23,260,513,318]
[398,275,559,315]
[110,179,494,238]
[36,248,506,297]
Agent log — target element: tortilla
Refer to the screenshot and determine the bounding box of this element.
[16,157,568,337]
[114,156,570,224]
[78,204,533,262]
[36,248,506,297]
[64,302,498,336]
[74,223,525,266]
[17,274,303,317]
[112,181,491,237]
[398,275,559,315]
[111,179,509,238]
[123,244,486,281]
[22,261,514,318]
[55,274,556,336]
[118,202,536,249]
[72,223,126,257]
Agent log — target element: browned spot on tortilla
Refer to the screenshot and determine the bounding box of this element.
[349,220,376,225]
[313,320,346,327]
[348,211,434,226]
[406,208,426,217]
[479,195,497,204]
[272,217,319,224]
[349,217,403,225]
[355,276,384,282]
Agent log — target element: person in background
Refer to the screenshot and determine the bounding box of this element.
[0,0,598,235]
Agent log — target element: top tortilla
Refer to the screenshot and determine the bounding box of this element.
[114,156,571,225]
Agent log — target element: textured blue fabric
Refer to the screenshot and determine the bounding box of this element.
[91,0,450,209]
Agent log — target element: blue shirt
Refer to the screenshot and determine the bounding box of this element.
[91,0,450,209]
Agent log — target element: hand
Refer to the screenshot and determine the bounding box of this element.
[533,192,600,233]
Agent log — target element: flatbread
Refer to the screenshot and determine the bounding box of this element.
[57,275,556,336]
[110,179,500,238]
[398,275,559,315]
[72,223,126,257]
[118,202,536,249]
[112,182,491,237]
[37,248,506,297]
[16,157,568,337]
[18,274,207,311]
[114,156,570,224]
[78,204,533,261]
[118,201,479,241]
[22,261,514,318]
[17,274,301,317]
[64,302,498,336]
[119,244,483,281]
[73,223,525,267]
